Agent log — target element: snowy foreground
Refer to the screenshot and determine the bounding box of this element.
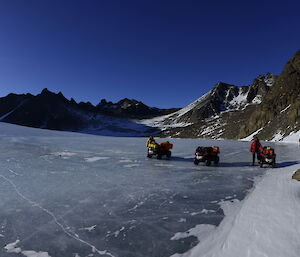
[173,161,300,257]
[0,122,299,257]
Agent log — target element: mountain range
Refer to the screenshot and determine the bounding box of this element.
[140,50,300,141]
[0,89,177,136]
[0,50,299,141]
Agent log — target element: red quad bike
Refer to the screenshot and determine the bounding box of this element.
[194,146,220,166]
[147,141,173,160]
[258,146,276,168]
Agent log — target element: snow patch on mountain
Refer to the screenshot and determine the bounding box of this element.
[240,128,264,141]
[280,104,291,113]
[264,75,275,87]
[227,88,248,109]
[272,131,285,141]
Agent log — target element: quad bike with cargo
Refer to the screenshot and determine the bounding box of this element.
[194,146,220,166]
[258,146,276,168]
[147,141,173,159]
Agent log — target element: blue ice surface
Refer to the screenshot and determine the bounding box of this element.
[0,122,297,257]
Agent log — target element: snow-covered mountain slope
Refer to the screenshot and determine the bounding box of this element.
[139,73,276,139]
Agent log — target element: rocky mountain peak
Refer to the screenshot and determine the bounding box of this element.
[238,50,300,140]
[40,88,52,95]
[117,98,144,109]
[39,88,68,103]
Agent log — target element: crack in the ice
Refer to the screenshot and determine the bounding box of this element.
[0,173,115,257]
[8,168,21,176]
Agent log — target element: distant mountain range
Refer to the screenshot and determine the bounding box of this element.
[143,50,300,141]
[0,50,299,140]
[0,89,177,136]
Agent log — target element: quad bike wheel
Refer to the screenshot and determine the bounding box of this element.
[166,151,171,158]
[194,159,199,165]
[214,156,219,165]
[205,160,211,166]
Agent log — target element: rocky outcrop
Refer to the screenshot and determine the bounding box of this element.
[238,50,300,140]
[292,169,300,181]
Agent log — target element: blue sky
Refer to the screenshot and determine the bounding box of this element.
[0,0,299,108]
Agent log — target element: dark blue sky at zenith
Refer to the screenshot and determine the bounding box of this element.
[0,0,299,108]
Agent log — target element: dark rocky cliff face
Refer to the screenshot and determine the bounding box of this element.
[238,50,300,140]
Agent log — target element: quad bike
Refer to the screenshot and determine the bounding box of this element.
[258,146,276,168]
[194,146,220,166]
[147,141,173,159]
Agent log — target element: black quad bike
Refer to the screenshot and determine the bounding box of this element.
[194,146,220,166]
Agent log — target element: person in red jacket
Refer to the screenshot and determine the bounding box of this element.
[250,136,262,166]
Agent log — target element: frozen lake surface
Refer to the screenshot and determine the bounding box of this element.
[0,122,295,257]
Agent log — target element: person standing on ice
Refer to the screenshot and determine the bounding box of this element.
[250,136,262,166]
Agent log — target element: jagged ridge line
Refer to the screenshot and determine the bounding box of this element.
[0,173,115,257]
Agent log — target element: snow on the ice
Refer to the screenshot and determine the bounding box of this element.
[154,163,174,167]
[79,225,97,232]
[118,159,133,163]
[5,240,51,257]
[112,227,125,238]
[171,224,216,242]
[190,209,216,216]
[53,151,77,158]
[84,156,110,162]
[4,240,22,254]
[123,163,140,168]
